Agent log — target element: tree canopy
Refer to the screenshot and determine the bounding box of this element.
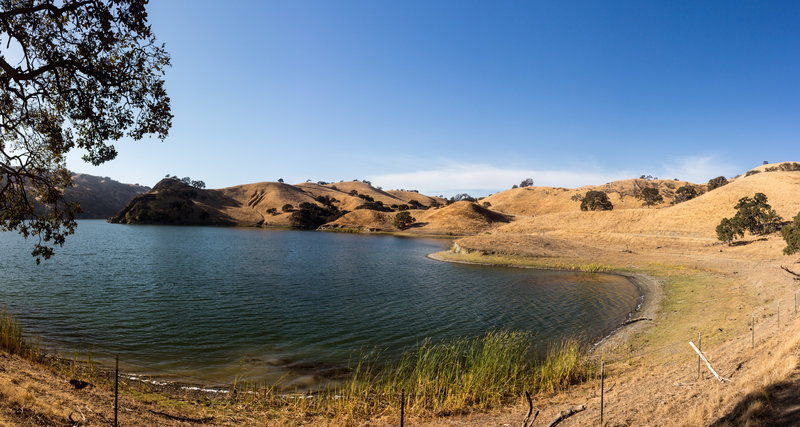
[1,0,171,262]
[674,184,699,203]
[394,211,416,230]
[707,176,728,191]
[716,193,782,245]
[638,187,664,207]
[579,190,613,211]
[781,212,800,255]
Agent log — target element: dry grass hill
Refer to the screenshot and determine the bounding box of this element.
[110,163,800,241]
[482,178,703,216]
[490,167,800,239]
[110,179,449,228]
[64,173,150,219]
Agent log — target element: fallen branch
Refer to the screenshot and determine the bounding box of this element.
[522,390,539,427]
[547,404,586,427]
[781,265,800,280]
[148,410,214,423]
[689,341,731,383]
[620,317,652,326]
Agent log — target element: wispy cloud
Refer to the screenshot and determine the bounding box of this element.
[368,163,632,196]
[659,155,738,183]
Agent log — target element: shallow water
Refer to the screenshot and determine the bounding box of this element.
[0,221,640,385]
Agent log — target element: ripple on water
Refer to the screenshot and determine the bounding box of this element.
[0,221,641,385]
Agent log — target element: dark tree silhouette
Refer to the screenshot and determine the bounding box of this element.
[1,0,172,262]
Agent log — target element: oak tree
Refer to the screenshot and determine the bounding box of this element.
[1,0,171,261]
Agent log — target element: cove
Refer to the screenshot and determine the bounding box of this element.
[0,221,640,386]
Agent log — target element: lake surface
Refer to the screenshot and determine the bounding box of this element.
[0,221,640,386]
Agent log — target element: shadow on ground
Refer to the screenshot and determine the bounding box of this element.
[711,369,800,426]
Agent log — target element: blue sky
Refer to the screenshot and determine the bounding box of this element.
[66,1,800,196]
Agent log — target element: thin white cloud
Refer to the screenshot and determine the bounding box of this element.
[368,163,632,196]
[659,155,738,183]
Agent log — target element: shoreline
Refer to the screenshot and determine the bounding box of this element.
[426,250,662,354]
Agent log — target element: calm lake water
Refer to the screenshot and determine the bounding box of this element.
[0,221,640,386]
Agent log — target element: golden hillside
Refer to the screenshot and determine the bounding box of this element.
[493,170,800,238]
[324,201,513,235]
[110,178,445,227]
[483,178,702,216]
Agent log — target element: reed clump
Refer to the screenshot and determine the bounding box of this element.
[235,331,594,420]
[0,308,40,360]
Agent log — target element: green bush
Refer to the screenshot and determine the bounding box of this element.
[580,191,613,211]
[707,176,728,191]
[674,185,699,203]
[716,193,782,245]
[638,187,664,207]
[394,211,416,230]
[782,212,800,255]
[290,202,343,229]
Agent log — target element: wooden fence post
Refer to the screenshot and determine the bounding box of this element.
[115,355,119,427]
[600,361,605,427]
[400,388,404,427]
[697,333,702,379]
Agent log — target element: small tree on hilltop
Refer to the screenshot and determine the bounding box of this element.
[520,178,534,188]
[781,212,800,255]
[708,176,728,191]
[580,191,613,211]
[638,187,664,207]
[394,211,416,230]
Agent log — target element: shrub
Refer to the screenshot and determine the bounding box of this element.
[315,195,338,207]
[638,187,664,207]
[397,204,409,211]
[394,211,416,230]
[707,176,728,191]
[765,162,800,172]
[716,218,743,245]
[674,185,699,203]
[355,201,393,212]
[733,193,782,235]
[716,193,782,245]
[580,191,613,211]
[408,200,425,209]
[451,193,476,203]
[266,208,278,215]
[483,201,491,208]
[281,204,293,212]
[520,178,534,188]
[782,212,800,255]
[290,202,343,229]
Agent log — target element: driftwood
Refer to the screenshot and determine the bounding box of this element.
[620,317,652,327]
[781,265,800,280]
[689,341,731,383]
[522,390,539,427]
[148,410,214,423]
[547,404,586,427]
